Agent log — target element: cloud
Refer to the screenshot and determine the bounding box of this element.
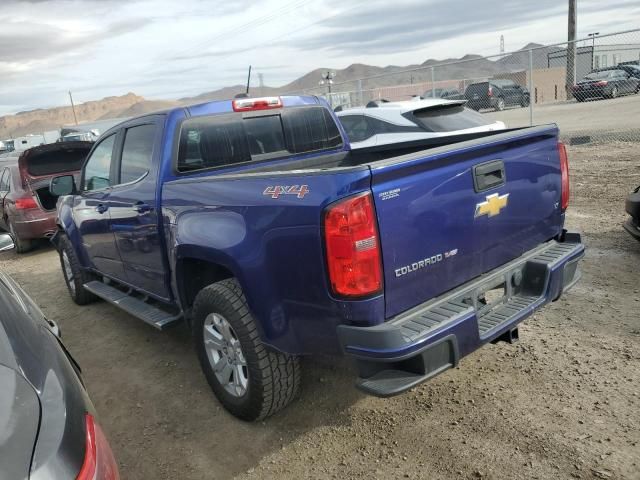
[0,19,149,63]
[0,0,638,116]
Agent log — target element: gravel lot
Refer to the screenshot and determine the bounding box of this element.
[1,142,638,480]
[485,94,640,143]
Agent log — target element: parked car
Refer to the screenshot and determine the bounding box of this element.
[422,88,465,100]
[50,95,583,421]
[0,233,119,479]
[572,69,640,101]
[337,99,506,149]
[0,142,92,252]
[623,184,640,241]
[464,79,530,111]
[596,64,640,79]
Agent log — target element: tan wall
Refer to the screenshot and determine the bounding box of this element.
[492,67,569,104]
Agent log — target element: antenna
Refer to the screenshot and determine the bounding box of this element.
[500,35,505,54]
[246,65,252,95]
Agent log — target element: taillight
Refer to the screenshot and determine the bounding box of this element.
[15,197,38,210]
[324,192,382,298]
[76,414,120,480]
[558,142,570,210]
[487,86,493,97]
[232,96,282,112]
[594,80,608,87]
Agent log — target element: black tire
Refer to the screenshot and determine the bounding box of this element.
[609,86,619,99]
[8,220,33,254]
[58,233,98,305]
[495,97,505,111]
[192,278,300,421]
[520,96,530,107]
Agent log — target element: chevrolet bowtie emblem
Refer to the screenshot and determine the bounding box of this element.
[475,193,509,218]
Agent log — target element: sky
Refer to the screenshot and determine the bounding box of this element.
[1,0,639,115]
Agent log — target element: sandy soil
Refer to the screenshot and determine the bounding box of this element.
[1,142,638,480]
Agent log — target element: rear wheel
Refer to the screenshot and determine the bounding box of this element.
[58,234,97,305]
[495,97,505,111]
[192,278,300,421]
[609,86,619,99]
[520,96,530,107]
[8,220,33,254]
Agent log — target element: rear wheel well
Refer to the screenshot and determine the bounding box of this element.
[177,258,234,313]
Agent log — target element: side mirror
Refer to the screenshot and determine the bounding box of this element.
[50,175,76,196]
[0,233,14,252]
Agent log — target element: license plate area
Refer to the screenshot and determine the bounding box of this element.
[459,266,526,318]
[476,281,506,317]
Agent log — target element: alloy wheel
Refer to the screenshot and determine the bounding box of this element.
[203,313,248,397]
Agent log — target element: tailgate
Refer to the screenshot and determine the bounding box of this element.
[18,141,91,186]
[370,125,564,318]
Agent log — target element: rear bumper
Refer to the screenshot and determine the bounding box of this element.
[573,87,607,98]
[11,213,57,240]
[337,232,585,397]
[466,98,496,109]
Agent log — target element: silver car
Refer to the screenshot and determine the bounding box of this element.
[338,99,506,149]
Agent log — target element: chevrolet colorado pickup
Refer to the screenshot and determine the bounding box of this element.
[51,95,584,421]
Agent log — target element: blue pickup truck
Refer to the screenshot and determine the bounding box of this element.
[50,95,584,421]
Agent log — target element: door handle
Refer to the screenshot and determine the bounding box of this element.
[95,203,108,214]
[134,202,151,214]
[473,160,506,192]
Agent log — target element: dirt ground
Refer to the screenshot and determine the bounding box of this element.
[1,142,638,480]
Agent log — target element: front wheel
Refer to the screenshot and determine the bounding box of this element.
[192,278,300,421]
[521,96,530,107]
[58,234,97,305]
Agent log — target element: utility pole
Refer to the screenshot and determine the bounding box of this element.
[588,32,600,68]
[566,0,577,99]
[258,73,264,96]
[68,91,78,125]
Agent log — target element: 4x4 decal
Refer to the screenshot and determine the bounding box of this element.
[263,185,309,199]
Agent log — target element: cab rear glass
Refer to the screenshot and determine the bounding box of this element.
[177,106,343,172]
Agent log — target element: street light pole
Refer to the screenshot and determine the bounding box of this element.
[319,70,335,95]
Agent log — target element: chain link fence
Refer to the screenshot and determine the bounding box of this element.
[293,29,640,145]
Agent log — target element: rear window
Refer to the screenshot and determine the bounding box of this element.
[25,147,90,176]
[177,106,343,172]
[465,83,490,96]
[411,105,493,132]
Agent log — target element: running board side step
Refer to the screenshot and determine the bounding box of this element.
[83,281,182,330]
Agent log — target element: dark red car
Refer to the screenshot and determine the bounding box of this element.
[0,142,92,252]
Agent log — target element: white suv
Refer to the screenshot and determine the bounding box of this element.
[337,99,506,149]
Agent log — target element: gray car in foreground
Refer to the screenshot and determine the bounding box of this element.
[0,234,119,480]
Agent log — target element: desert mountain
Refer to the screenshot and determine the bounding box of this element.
[0,43,566,138]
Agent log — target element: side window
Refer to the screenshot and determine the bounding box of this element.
[83,134,116,192]
[119,124,156,185]
[339,115,373,143]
